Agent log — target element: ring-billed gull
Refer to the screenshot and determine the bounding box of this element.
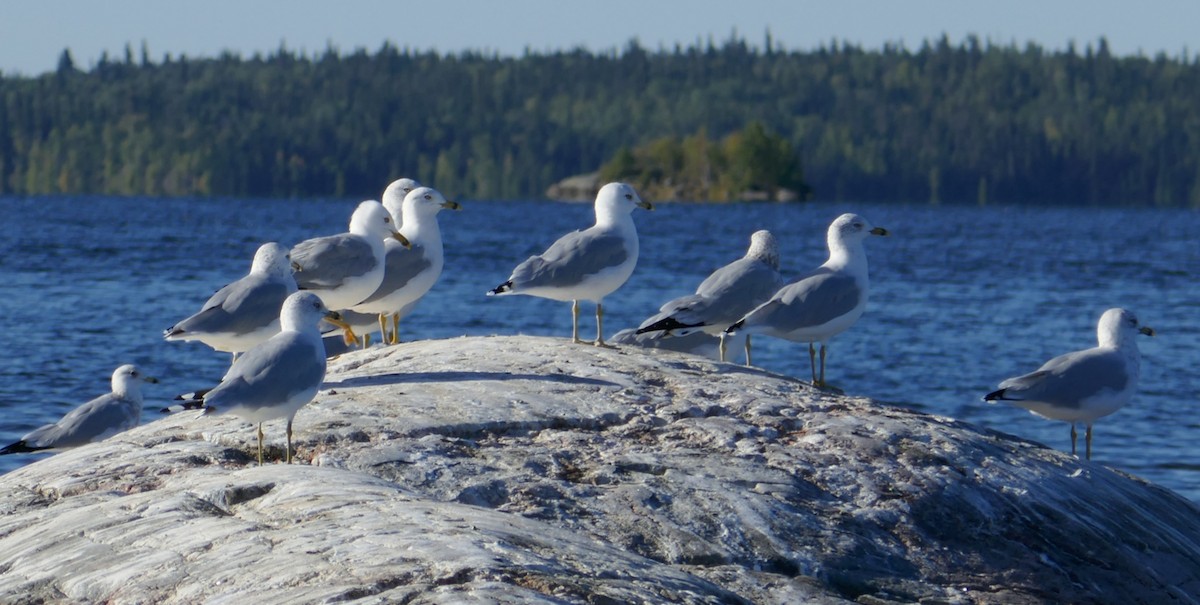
[727,213,887,387]
[635,230,783,364]
[290,200,410,313]
[984,307,1154,460]
[164,242,299,362]
[170,292,348,464]
[350,184,460,345]
[488,182,651,346]
[1,365,157,455]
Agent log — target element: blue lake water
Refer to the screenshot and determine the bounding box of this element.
[1,195,1197,501]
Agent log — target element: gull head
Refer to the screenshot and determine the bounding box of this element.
[401,186,461,221]
[746,229,780,268]
[350,200,410,248]
[596,182,652,216]
[111,364,158,399]
[280,292,344,332]
[381,177,423,220]
[829,213,887,246]
[1098,307,1155,347]
[250,242,296,278]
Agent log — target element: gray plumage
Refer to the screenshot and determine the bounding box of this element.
[290,200,406,311]
[293,236,377,286]
[357,242,433,305]
[635,230,783,363]
[1,365,157,454]
[735,269,861,337]
[507,231,630,293]
[488,182,652,346]
[186,291,345,464]
[984,307,1154,460]
[728,214,887,386]
[164,242,298,355]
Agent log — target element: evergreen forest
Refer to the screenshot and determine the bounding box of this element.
[1,35,1198,206]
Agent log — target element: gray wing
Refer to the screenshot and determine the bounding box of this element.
[24,394,139,449]
[679,259,785,326]
[742,269,861,333]
[205,332,325,411]
[998,349,1130,408]
[292,234,377,289]
[357,243,433,305]
[510,230,629,289]
[171,276,291,336]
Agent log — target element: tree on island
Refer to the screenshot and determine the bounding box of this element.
[598,122,812,202]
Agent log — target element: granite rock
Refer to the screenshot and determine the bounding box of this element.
[1,336,1197,604]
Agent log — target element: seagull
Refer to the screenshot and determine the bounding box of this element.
[984,307,1154,460]
[290,200,410,313]
[488,182,651,346]
[727,213,887,387]
[169,292,348,464]
[1,365,157,454]
[164,242,300,362]
[350,184,460,345]
[635,230,783,364]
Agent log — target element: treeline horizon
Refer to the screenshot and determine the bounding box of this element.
[1,34,1198,206]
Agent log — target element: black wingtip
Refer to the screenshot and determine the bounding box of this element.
[0,440,45,455]
[160,399,207,414]
[983,389,1006,402]
[725,319,745,335]
[636,316,699,335]
[175,388,211,401]
[487,281,512,296]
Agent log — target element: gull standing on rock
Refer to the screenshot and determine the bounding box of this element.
[164,242,300,362]
[635,229,784,364]
[1,365,157,454]
[488,182,652,346]
[727,213,887,387]
[984,307,1154,460]
[350,184,460,345]
[169,292,349,465]
[290,200,409,313]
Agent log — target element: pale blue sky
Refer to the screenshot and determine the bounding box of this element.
[3,0,1197,76]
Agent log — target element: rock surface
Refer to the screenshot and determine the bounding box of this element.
[1,336,1198,604]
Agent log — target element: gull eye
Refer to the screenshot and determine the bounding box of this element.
[384,216,392,223]
[624,194,632,200]
[424,194,432,200]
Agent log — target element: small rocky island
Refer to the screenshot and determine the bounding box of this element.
[1,336,1197,604]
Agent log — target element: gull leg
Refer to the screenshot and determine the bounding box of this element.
[718,334,728,362]
[744,334,753,367]
[361,332,371,349]
[808,343,818,385]
[341,326,358,347]
[391,314,401,344]
[257,422,265,466]
[286,417,294,464]
[571,300,582,344]
[594,302,608,347]
[1085,424,1093,461]
[1070,424,1078,457]
[377,314,390,345]
[819,344,828,387]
